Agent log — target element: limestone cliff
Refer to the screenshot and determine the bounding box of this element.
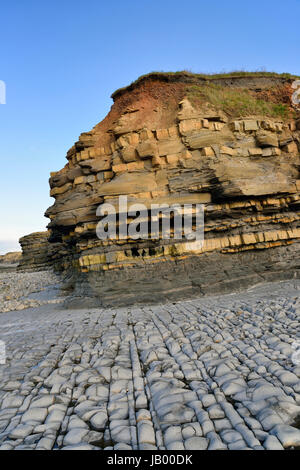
[0,251,21,265]
[18,231,64,272]
[45,72,300,305]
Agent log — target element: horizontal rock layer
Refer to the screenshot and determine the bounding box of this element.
[18,231,64,272]
[0,251,21,265]
[44,73,300,305]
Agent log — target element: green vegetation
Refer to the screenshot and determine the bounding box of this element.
[135,69,299,81]
[186,83,291,120]
[111,70,300,99]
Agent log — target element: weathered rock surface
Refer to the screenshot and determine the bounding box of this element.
[0,252,21,266]
[0,278,300,450]
[0,271,63,313]
[44,72,300,305]
[18,231,64,272]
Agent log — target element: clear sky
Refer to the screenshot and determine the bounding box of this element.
[0,0,299,254]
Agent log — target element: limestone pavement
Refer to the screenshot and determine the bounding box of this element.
[0,272,300,450]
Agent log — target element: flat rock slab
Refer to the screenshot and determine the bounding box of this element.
[0,275,300,450]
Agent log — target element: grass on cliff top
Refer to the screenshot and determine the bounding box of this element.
[134,69,299,81]
[111,70,300,98]
[186,83,291,120]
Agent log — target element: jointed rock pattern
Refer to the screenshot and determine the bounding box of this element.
[0,277,300,450]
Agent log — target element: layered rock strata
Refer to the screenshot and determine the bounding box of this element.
[18,231,64,272]
[45,72,300,305]
[0,252,21,265]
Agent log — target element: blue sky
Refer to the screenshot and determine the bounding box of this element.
[0,0,299,253]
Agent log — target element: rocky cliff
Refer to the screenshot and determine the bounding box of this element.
[18,231,64,272]
[0,251,21,265]
[45,72,300,305]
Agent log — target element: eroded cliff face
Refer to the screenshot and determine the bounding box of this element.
[0,251,21,265]
[18,231,63,272]
[45,72,300,305]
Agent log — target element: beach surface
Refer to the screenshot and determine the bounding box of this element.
[0,270,300,450]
